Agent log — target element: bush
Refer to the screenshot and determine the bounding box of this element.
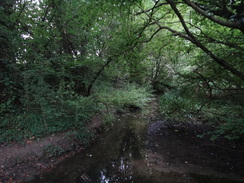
[0,95,98,143]
[95,84,153,113]
[66,127,95,147]
[43,145,64,158]
[102,113,116,126]
[201,102,244,140]
[159,90,196,121]
[159,89,244,140]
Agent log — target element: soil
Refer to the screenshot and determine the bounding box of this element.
[0,99,244,183]
[146,121,244,182]
[0,133,75,183]
[0,115,103,183]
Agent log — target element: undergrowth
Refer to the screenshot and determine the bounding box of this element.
[159,89,197,121]
[199,101,244,141]
[0,83,153,143]
[66,127,96,147]
[43,145,65,158]
[0,95,98,143]
[159,89,244,140]
[95,83,154,113]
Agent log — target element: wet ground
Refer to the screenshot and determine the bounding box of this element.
[22,114,244,183]
[146,120,244,182]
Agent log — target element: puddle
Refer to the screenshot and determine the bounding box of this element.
[23,115,244,183]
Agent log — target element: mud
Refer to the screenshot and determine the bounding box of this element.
[21,115,244,183]
[1,99,244,183]
[146,120,244,182]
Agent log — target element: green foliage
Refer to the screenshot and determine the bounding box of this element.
[67,128,95,147]
[200,100,244,141]
[159,89,197,121]
[1,0,244,144]
[0,0,145,144]
[160,89,244,140]
[102,113,116,126]
[43,145,64,158]
[0,92,98,143]
[95,84,153,113]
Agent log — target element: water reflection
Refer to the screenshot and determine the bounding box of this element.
[88,155,135,183]
[99,170,109,183]
[24,115,244,183]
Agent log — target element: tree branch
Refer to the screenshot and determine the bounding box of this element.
[137,5,193,43]
[187,22,244,51]
[135,2,168,15]
[183,0,243,32]
[166,0,244,81]
[86,43,140,96]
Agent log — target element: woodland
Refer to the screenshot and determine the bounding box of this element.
[0,0,244,143]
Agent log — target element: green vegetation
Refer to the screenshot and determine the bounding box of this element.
[43,145,65,158]
[96,84,153,113]
[159,89,244,140]
[66,128,96,147]
[0,0,243,142]
[159,89,197,121]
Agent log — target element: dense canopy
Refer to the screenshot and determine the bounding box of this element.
[1,0,244,142]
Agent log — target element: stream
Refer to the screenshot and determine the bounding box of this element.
[24,114,244,183]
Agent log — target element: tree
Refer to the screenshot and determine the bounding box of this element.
[1,0,243,141]
[133,0,244,139]
[136,0,244,81]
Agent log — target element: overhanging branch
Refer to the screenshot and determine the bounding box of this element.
[166,0,244,81]
[183,0,243,32]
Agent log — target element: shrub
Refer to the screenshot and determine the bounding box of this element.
[43,145,64,157]
[95,83,153,113]
[201,102,244,141]
[159,89,244,140]
[66,127,96,147]
[102,113,116,126]
[0,94,98,143]
[159,90,196,121]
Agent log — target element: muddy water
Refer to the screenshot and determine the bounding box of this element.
[25,114,243,183]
